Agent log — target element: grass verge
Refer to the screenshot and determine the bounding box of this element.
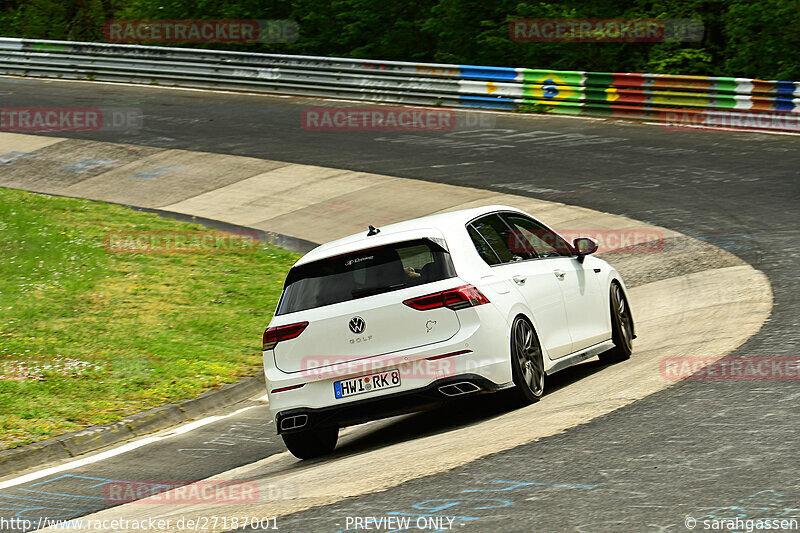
[0,188,299,449]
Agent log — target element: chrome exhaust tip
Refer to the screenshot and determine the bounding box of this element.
[279,414,308,431]
[438,382,481,397]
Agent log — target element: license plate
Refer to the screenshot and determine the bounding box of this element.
[334,369,401,399]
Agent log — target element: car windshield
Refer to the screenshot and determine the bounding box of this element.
[276,238,456,315]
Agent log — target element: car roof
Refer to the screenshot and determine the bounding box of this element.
[295,204,525,266]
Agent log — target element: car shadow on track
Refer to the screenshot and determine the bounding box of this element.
[328,357,615,459]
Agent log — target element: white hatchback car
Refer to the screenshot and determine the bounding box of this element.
[263,205,634,458]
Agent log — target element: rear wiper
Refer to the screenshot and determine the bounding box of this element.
[352,283,405,298]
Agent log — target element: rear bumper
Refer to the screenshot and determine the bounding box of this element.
[264,302,512,416]
[275,374,512,434]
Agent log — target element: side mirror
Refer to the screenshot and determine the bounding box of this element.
[573,237,598,262]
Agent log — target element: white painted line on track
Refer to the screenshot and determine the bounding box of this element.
[0,405,258,491]
[0,75,295,99]
[640,120,800,136]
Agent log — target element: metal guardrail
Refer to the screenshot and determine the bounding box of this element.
[1,37,799,132]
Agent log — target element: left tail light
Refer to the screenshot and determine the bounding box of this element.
[403,284,489,311]
[262,321,309,351]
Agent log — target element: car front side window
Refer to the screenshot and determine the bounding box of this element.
[502,213,573,258]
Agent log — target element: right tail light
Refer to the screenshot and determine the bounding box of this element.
[403,284,489,311]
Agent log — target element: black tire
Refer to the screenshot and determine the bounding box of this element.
[599,282,634,364]
[510,316,545,403]
[281,426,338,459]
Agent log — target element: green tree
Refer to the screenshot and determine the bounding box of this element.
[0,0,797,80]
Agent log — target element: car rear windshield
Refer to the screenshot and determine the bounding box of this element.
[276,239,456,315]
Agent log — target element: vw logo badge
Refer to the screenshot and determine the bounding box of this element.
[349,316,366,334]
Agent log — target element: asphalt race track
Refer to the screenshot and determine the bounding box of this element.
[1,77,798,532]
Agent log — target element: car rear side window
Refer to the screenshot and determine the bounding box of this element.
[467,225,501,265]
[276,239,456,315]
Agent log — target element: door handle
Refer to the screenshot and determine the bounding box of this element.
[512,275,527,285]
[553,270,566,280]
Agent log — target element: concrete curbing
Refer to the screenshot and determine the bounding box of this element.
[56,421,135,457]
[122,405,189,437]
[130,206,319,253]
[0,130,773,501]
[0,439,72,478]
[0,372,266,478]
